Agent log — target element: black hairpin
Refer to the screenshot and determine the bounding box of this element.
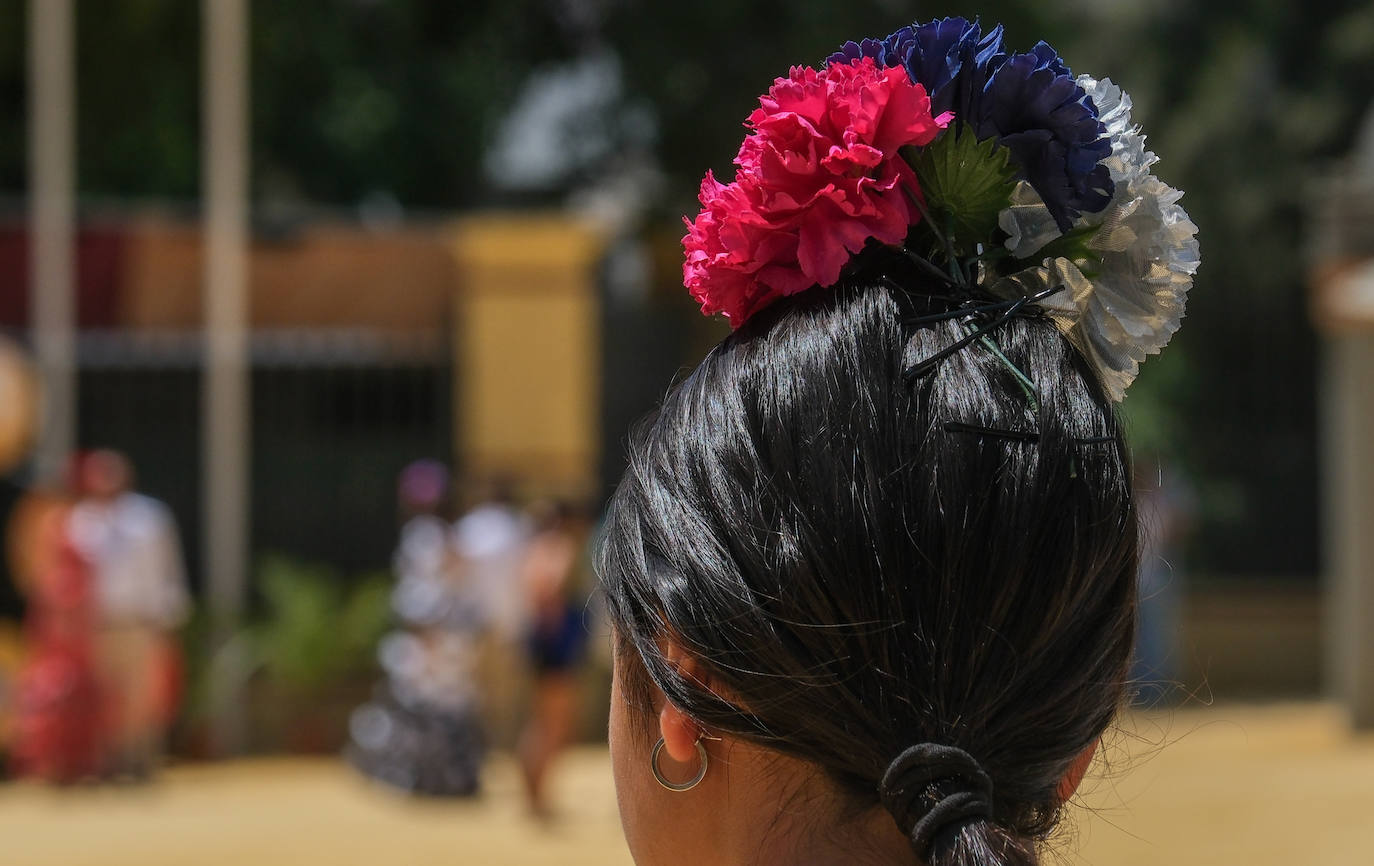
[903,294,1032,382]
[941,422,1121,449]
[902,283,1066,415]
[942,421,1039,442]
[902,283,1064,329]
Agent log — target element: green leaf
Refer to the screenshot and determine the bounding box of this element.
[1029,223,1104,275]
[904,128,1020,257]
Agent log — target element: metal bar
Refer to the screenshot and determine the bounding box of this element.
[28,0,76,483]
[1324,333,1374,727]
[202,0,250,754]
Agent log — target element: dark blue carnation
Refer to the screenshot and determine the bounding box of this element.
[828,19,1113,232]
[977,46,1114,230]
[827,17,1004,120]
[827,35,896,67]
[1023,40,1071,78]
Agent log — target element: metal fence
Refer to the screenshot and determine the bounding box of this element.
[76,329,452,597]
[1311,173,1374,263]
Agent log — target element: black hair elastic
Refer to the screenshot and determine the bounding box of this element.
[879,743,994,859]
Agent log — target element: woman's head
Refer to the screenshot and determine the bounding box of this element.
[597,275,1138,865]
[598,13,1199,861]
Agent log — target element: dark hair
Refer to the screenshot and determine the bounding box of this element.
[597,270,1138,866]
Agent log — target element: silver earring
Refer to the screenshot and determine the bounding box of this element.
[650,736,709,792]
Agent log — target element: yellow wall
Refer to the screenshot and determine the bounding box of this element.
[451,214,605,497]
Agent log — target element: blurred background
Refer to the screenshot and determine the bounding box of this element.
[1,1,1373,864]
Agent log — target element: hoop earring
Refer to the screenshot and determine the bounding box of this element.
[650,737,709,792]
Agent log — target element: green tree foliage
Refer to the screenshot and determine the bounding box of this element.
[77,1,200,199]
[0,0,578,206]
[248,0,573,208]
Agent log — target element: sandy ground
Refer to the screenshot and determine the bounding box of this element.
[3,703,1373,865]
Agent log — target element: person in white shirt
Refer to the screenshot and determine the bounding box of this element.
[451,478,531,748]
[452,479,531,643]
[67,450,190,779]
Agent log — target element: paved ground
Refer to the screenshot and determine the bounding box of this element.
[3,703,1373,865]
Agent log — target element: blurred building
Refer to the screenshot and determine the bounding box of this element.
[2,210,450,584]
[1,205,704,600]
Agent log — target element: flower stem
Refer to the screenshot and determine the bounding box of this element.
[978,335,1040,412]
[896,246,959,287]
[904,185,948,251]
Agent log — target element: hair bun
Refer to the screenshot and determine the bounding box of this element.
[879,743,995,857]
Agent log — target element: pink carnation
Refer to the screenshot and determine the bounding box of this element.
[683,57,953,326]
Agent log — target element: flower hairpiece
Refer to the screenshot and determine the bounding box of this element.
[682,17,1199,401]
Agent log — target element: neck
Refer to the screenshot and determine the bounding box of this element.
[705,743,915,866]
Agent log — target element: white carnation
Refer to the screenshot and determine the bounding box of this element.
[993,76,1200,401]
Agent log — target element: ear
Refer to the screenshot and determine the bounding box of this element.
[658,641,709,763]
[1057,740,1098,803]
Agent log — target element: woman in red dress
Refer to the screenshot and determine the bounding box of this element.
[9,488,104,783]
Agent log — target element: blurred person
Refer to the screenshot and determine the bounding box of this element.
[595,18,1198,866]
[452,476,531,747]
[67,450,190,780]
[0,337,40,767]
[453,476,531,642]
[347,460,486,796]
[1133,456,1196,705]
[1,477,28,623]
[0,476,26,772]
[9,477,102,783]
[390,460,463,632]
[517,500,590,819]
[0,619,19,776]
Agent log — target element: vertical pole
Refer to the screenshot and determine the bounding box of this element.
[202,0,250,753]
[1324,332,1374,728]
[28,0,76,484]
